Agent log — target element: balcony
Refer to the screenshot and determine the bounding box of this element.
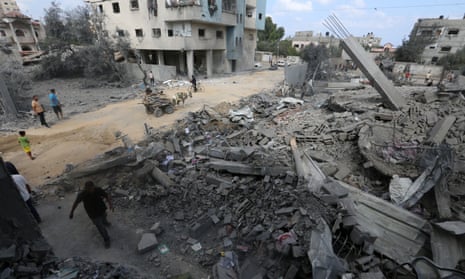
[245,16,256,29]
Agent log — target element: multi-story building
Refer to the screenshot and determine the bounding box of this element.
[292,31,381,51]
[409,16,465,64]
[85,0,266,78]
[0,0,44,56]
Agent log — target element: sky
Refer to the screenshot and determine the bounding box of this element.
[15,0,465,47]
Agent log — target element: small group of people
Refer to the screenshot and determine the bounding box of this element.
[5,160,113,248]
[31,89,64,128]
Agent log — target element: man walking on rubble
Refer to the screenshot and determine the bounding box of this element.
[69,181,113,248]
[49,89,63,120]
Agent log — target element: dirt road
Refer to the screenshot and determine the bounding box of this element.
[0,69,283,186]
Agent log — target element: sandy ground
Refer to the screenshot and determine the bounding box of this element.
[0,69,284,186]
[0,68,284,278]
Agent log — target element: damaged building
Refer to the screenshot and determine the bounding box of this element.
[0,0,45,63]
[84,0,266,78]
[409,15,465,64]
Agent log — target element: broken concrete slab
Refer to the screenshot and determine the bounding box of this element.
[151,166,174,187]
[425,116,457,145]
[290,137,326,192]
[308,218,347,279]
[333,180,430,265]
[137,233,158,254]
[431,221,465,276]
[205,159,290,176]
[340,36,406,110]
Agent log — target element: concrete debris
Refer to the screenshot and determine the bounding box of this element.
[138,233,158,254]
[30,66,465,277]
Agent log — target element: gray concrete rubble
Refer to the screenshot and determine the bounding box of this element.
[19,69,465,277]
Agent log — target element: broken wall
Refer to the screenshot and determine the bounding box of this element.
[284,63,307,87]
[393,62,443,83]
[125,63,177,82]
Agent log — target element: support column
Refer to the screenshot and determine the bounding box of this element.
[186,50,194,78]
[179,51,186,75]
[7,21,21,51]
[157,50,164,65]
[206,49,213,77]
[224,50,232,74]
[29,23,39,51]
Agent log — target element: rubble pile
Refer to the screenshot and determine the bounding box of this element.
[0,241,145,279]
[44,80,465,277]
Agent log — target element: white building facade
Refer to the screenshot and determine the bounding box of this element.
[85,0,266,77]
[0,0,44,55]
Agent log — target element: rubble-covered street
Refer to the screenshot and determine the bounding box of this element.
[3,50,465,278]
[21,68,465,278]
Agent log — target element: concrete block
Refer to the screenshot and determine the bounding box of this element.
[275,207,296,215]
[334,165,351,180]
[284,265,299,279]
[138,233,158,254]
[0,244,16,261]
[210,214,220,224]
[292,246,305,258]
[149,222,162,235]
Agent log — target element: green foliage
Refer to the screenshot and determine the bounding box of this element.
[395,36,433,63]
[300,44,329,79]
[277,39,299,57]
[257,17,285,53]
[438,46,465,71]
[37,2,128,81]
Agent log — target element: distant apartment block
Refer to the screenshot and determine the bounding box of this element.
[409,16,465,64]
[0,0,45,56]
[292,31,382,51]
[85,0,266,77]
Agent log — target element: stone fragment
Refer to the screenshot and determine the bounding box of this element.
[284,265,299,279]
[334,165,351,180]
[174,211,185,221]
[138,233,158,254]
[0,244,16,261]
[210,214,220,224]
[149,222,162,235]
[275,207,296,215]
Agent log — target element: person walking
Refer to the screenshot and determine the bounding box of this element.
[18,131,34,160]
[48,89,63,120]
[69,181,113,248]
[190,75,197,92]
[31,95,49,128]
[11,173,42,223]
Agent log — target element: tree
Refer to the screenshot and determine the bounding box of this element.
[36,3,128,82]
[277,37,299,57]
[257,17,285,54]
[395,27,434,63]
[300,44,329,80]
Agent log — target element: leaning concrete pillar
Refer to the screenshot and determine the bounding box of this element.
[186,50,194,78]
[206,49,213,77]
[7,21,22,51]
[29,23,39,51]
[224,50,232,74]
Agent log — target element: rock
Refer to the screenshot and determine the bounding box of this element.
[0,244,16,261]
[138,233,158,254]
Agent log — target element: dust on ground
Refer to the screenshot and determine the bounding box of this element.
[0,69,284,186]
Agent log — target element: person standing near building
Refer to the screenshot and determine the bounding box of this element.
[190,75,197,92]
[18,131,34,160]
[148,71,155,87]
[31,95,49,128]
[69,181,113,248]
[48,89,63,120]
[11,173,42,223]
